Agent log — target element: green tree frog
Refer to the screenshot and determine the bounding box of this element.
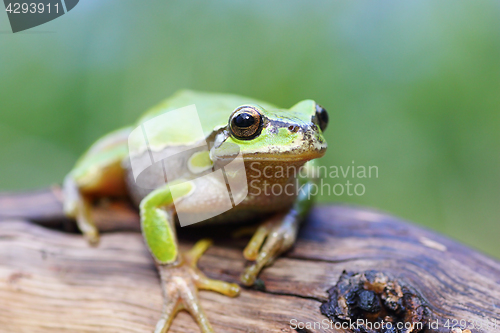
[63,90,328,333]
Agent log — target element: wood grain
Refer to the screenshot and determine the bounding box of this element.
[0,189,499,333]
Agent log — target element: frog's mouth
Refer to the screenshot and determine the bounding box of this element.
[211,137,327,162]
[240,146,326,162]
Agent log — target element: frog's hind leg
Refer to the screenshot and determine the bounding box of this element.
[241,182,315,286]
[140,182,240,333]
[63,127,131,245]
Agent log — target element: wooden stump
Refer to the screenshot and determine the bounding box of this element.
[0,189,499,333]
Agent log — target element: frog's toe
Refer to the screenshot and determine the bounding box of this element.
[241,235,284,286]
[185,239,240,297]
[155,240,240,333]
[155,267,213,333]
[241,215,298,286]
[67,203,100,246]
[242,221,274,261]
[82,227,100,246]
[75,207,100,246]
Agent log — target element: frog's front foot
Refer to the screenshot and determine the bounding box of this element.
[241,213,299,286]
[155,239,240,333]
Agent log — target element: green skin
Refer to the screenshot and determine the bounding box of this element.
[63,90,328,333]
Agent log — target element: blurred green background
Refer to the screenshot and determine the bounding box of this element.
[1,0,499,258]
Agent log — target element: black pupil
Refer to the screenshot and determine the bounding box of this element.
[234,113,255,128]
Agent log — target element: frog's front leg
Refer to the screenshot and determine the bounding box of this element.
[241,181,315,286]
[140,181,240,333]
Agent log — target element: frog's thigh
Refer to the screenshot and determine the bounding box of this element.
[70,127,131,196]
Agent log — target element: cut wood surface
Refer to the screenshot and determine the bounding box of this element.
[0,188,499,333]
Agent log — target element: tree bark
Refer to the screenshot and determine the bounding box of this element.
[0,188,499,333]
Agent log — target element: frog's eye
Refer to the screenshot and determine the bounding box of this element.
[315,104,329,132]
[229,106,263,140]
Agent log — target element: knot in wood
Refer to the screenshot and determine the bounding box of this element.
[320,270,429,333]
